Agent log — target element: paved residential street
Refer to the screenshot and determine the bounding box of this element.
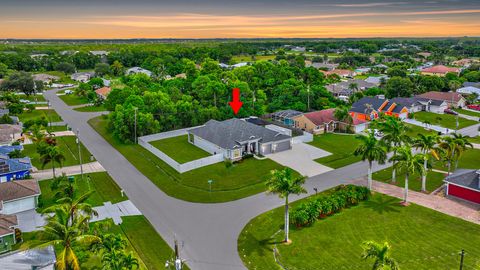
[43,89,399,270]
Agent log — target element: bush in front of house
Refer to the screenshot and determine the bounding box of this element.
[291,185,370,228]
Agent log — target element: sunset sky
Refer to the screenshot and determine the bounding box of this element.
[1,0,480,38]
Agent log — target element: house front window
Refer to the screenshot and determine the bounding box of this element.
[233,149,241,158]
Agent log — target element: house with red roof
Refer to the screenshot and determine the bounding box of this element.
[420,65,460,77]
[95,86,112,100]
[292,108,368,134]
[416,91,466,108]
[320,69,356,78]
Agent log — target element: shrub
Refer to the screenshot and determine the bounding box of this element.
[224,159,233,168]
[291,185,370,227]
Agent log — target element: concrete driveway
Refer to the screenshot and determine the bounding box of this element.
[268,143,333,177]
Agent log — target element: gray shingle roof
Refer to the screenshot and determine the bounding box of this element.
[189,119,291,149]
[350,97,387,114]
[445,169,480,191]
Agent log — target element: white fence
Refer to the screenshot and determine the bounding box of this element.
[292,131,313,144]
[138,127,224,173]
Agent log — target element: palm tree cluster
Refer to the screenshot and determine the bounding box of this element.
[21,174,139,270]
[29,128,66,178]
[361,240,400,270]
[354,115,473,204]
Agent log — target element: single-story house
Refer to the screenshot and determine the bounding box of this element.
[414,97,449,114]
[306,62,338,71]
[457,86,480,99]
[349,96,411,121]
[95,86,112,100]
[365,75,389,86]
[271,110,303,126]
[0,179,40,215]
[321,69,356,78]
[444,169,480,204]
[417,52,432,58]
[187,118,292,161]
[0,157,32,183]
[416,91,466,108]
[420,65,460,77]
[355,67,371,75]
[29,54,48,59]
[126,67,153,77]
[292,109,337,135]
[89,50,109,56]
[71,72,94,82]
[0,125,22,145]
[0,214,18,253]
[0,246,56,268]
[0,145,23,157]
[32,74,59,84]
[452,58,479,67]
[326,79,377,97]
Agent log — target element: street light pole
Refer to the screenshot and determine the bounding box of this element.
[76,129,84,181]
[134,107,138,144]
[307,85,310,111]
[459,249,465,270]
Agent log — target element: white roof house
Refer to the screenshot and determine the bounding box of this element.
[457,86,480,98]
[126,67,152,77]
[89,50,109,56]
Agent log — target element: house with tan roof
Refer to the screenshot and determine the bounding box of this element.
[292,109,337,135]
[416,91,466,108]
[32,74,59,84]
[321,69,356,78]
[95,86,112,100]
[0,179,40,215]
[420,65,460,77]
[452,58,479,67]
[0,214,18,253]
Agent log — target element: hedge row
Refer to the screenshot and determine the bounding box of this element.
[291,185,370,227]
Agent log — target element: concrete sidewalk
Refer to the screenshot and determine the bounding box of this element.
[404,118,448,134]
[372,180,480,225]
[32,161,106,180]
[50,130,75,136]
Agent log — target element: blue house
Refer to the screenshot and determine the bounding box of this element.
[0,145,32,183]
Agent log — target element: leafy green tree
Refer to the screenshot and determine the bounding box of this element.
[0,62,8,78]
[390,146,426,204]
[0,114,13,124]
[8,149,25,158]
[94,63,111,76]
[55,62,76,74]
[1,71,35,95]
[361,241,400,270]
[354,131,387,190]
[88,77,104,89]
[387,67,407,78]
[385,77,413,98]
[110,60,124,76]
[266,168,306,243]
[413,134,440,192]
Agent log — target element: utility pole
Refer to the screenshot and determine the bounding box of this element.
[76,129,84,181]
[307,85,311,111]
[459,249,465,270]
[165,239,184,270]
[134,107,138,144]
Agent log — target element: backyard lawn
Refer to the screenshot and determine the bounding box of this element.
[150,135,210,163]
[404,123,439,137]
[23,135,94,170]
[38,172,126,211]
[308,133,361,168]
[89,116,295,203]
[414,111,477,130]
[433,149,480,171]
[59,93,89,106]
[454,108,480,118]
[74,104,107,112]
[18,109,62,123]
[372,167,446,193]
[17,93,46,102]
[238,192,480,270]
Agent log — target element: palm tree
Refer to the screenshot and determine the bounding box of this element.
[40,146,66,179]
[450,134,473,170]
[413,134,440,192]
[50,173,75,200]
[334,106,353,132]
[266,168,306,243]
[390,146,426,204]
[44,190,98,225]
[438,134,473,175]
[354,130,387,190]
[361,241,400,270]
[349,82,359,93]
[378,116,409,183]
[21,208,100,270]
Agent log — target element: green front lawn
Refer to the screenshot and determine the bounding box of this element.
[434,149,480,171]
[404,123,439,137]
[38,172,127,211]
[88,116,296,203]
[469,136,480,144]
[74,104,107,112]
[454,108,480,118]
[17,94,46,102]
[59,94,90,106]
[23,135,94,170]
[238,192,480,270]
[18,109,62,123]
[46,125,69,132]
[414,111,477,130]
[308,133,361,168]
[150,135,210,164]
[372,167,446,193]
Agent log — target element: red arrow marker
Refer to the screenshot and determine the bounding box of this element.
[228,88,243,115]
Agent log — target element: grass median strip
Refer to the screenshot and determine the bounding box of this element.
[308,133,361,168]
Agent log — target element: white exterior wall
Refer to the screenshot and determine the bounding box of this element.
[2,197,36,215]
[265,125,292,136]
[191,135,226,156]
[354,123,367,133]
[429,104,448,114]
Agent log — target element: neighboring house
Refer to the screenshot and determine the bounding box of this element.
[0,179,40,215]
[365,75,389,86]
[89,50,109,56]
[29,54,48,59]
[218,63,249,69]
[326,79,376,97]
[271,110,303,126]
[71,72,94,82]
[175,73,187,79]
[452,58,479,67]
[414,97,449,114]
[0,145,23,157]
[420,65,460,77]
[0,246,56,268]
[0,108,8,117]
[306,62,338,71]
[321,69,356,78]
[349,96,411,121]
[354,67,371,75]
[292,109,337,135]
[0,125,22,145]
[125,67,153,77]
[350,118,369,133]
[32,74,59,84]
[463,82,480,88]
[187,119,292,161]
[0,156,32,182]
[102,78,111,87]
[417,52,432,58]
[291,46,306,52]
[416,91,466,108]
[95,86,112,100]
[457,86,480,99]
[444,169,480,204]
[0,214,18,253]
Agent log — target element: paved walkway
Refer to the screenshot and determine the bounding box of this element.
[268,143,332,177]
[48,121,66,126]
[404,118,447,134]
[372,180,480,224]
[32,161,106,180]
[473,143,480,149]
[457,113,479,121]
[17,200,140,232]
[50,130,75,136]
[35,106,50,110]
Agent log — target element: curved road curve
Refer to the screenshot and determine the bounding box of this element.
[44,89,391,270]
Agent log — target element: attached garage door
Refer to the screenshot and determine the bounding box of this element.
[260,143,272,155]
[3,198,36,215]
[274,140,291,153]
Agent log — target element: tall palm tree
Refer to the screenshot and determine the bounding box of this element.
[390,146,426,204]
[44,190,98,225]
[50,173,75,200]
[21,208,100,270]
[354,130,387,190]
[361,241,400,270]
[378,116,409,183]
[450,134,473,170]
[413,134,440,192]
[40,146,66,179]
[438,134,473,175]
[266,168,306,243]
